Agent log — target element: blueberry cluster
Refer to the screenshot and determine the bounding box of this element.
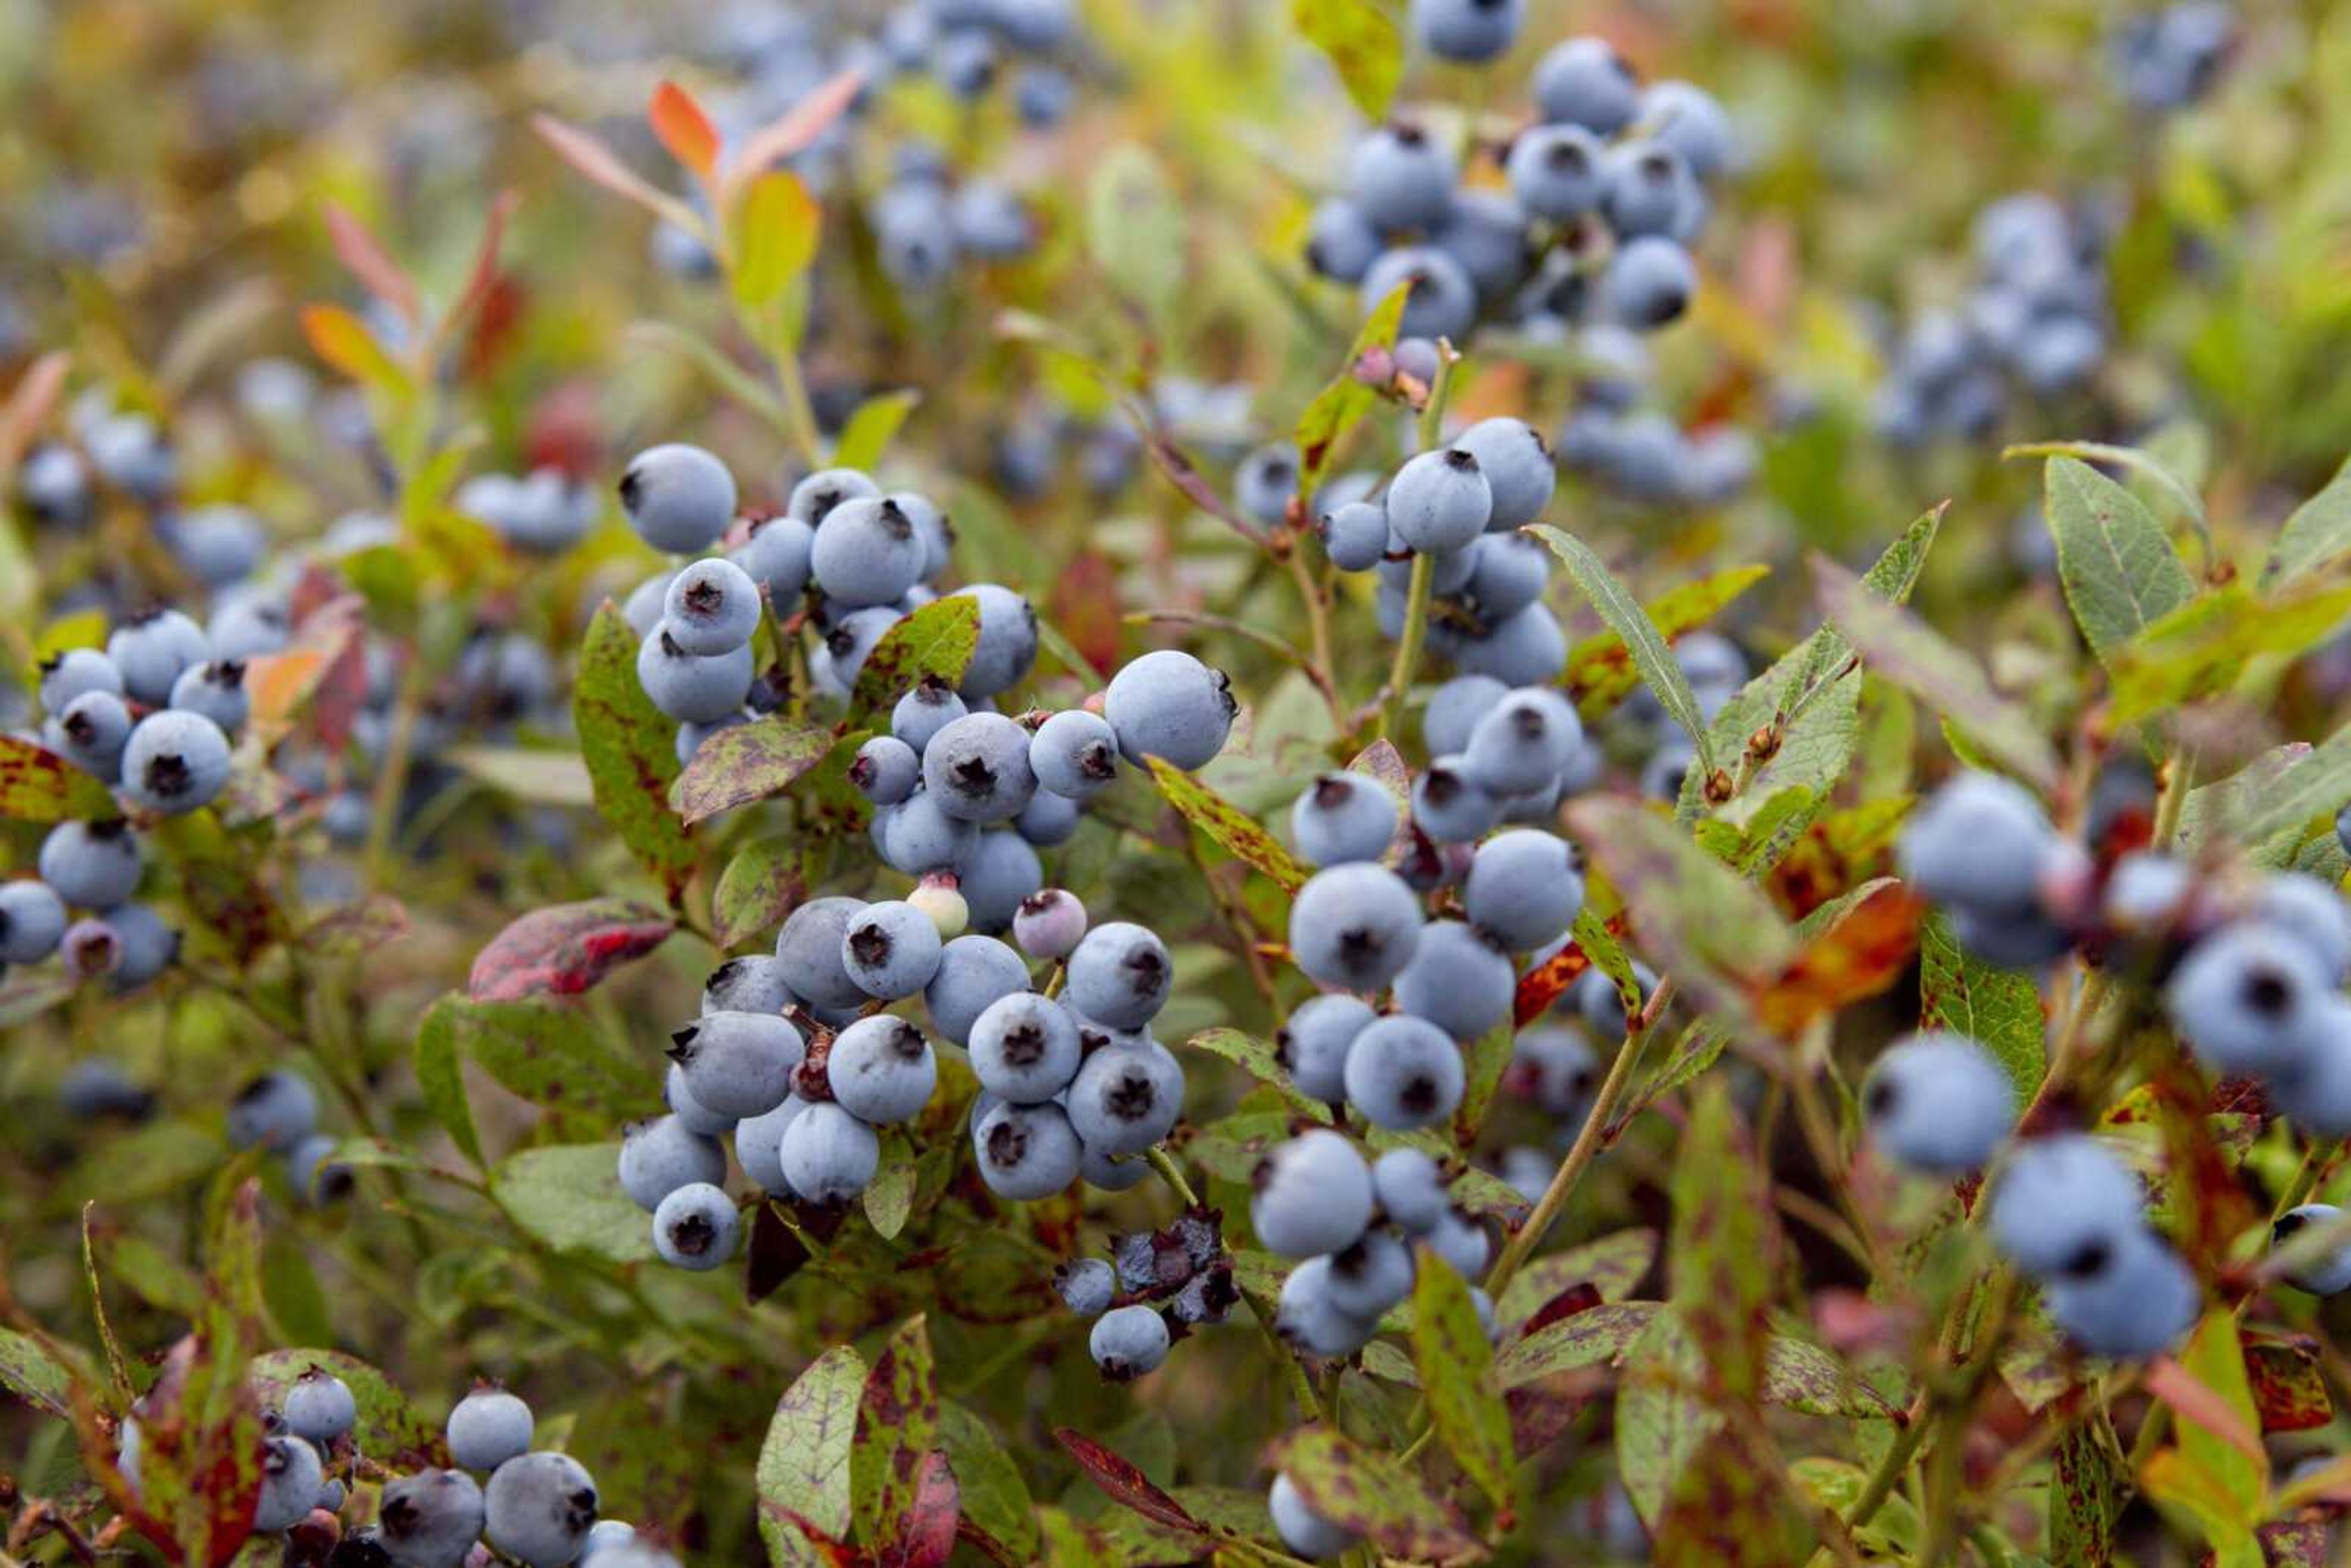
[226,1068,351,1207]
[1553,331,1761,509]
[2112,2,2235,113]
[1052,1209,1239,1382]
[1308,36,1734,349]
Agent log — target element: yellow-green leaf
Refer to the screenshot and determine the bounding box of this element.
[1146,756,1310,891]
[1409,1242,1517,1514]
[733,168,822,306]
[1291,0,1404,121]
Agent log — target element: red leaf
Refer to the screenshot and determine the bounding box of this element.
[649,81,721,181]
[1513,914,1632,1026]
[1051,1429,1202,1535]
[754,1502,860,1566]
[0,350,70,479]
[1747,882,1925,1035]
[879,1450,959,1568]
[1046,550,1123,677]
[1521,1281,1603,1339]
[2245,1334,2333,1434]
[324,203,421,329]
[444,190,518,345]
[468,899,674,1002]
[2143,1354,2265,1462]
[725,67,865,200]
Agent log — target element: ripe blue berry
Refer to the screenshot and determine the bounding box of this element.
[825,1016,937,1124]
[975,1099,1084,1199]
[1348,122,1455,232]
[1453,601,1567,685]
[730,514,815,609]
[652,1182,739,1272]
[1602,141,1699,239]
[1427,1207,1492,1277]
[1088,1304,1170,1381]
[1325,1230,1415,1319]
[1029,709,1120,800]
[841,900,945,1000]
[107,609,209,707]
[1411,0,1522,62]
[1387,448,1492,552]
[48,689,132,779]
[850,735,921,807]
[1601,236,1697,329]
[39,647,122,712]
[1289,774,1400,868]
[923,934,1030,1045]
[1464,830,1583,951]
[1862,1032,2015,1174]
[1463,689,1581,797]
[1306,199,1382,283]
[1289,863,1423,991]
[1641,80,1735,182]
[1252,1129,1373,1257]
[1275,1256,1377,1358]
[2270,997,2351,1136]
[787,468,882,528]
[1990,1135,2142,1280]
[1506,124,1606,220]
[380,1468,487,1567]
[703,955,792,1016]
[167,660,249,736]
[664,1062,735,1136]
[1270,1474,1358,1561]
[617,1115,726,1213]
[1066,1040,1184,1157]
[774,897,872,1011]
[970,992,1083,1104]
[1235,443,1300,527]
[1318,499,1390,572]
[876,790,978,877]
[0,879,67,964]
[282,1369,356,1443]
[661,558,762,655]
[890,679,966,754]
[1411,756,1502,843]
[667,1012,801,1119]
[778,1101,880,1204]
[447,1389,534,1472]
[2249,874,2351,983]
[959,830,1043,932]
[1532,36,1640,134]
[1372,1148,1449,1234]
[2044,1229,2198,1360]
[229,1071,318,1152]
[484,1452,598,1568]
[1055,1257,1118,1318]
[812,497,928,608]
[1423,675,1507,757]
[1104,650,1237,770]
[2165,922,2329,1078]
[734,1095,807,1196]
[635,629,752,725]
[1065,921,1172,1030]
[1360,246,1479,343]
[950,584,1039,700]
[923,713,1038,823]
[1346,1015,1464,1130]
[2272,1204,2351,1295]
[1392,920,1515,1040]
[120,709,231,816]
[255,1435,324,1532]
[1899,773,2057,915]
[620,445,735,554]
[1274,994,1375,1104]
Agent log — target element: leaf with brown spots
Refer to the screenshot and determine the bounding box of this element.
[1264,1425,1482,1564]
[419,992,639,1139]
[713,835,805,948]
[852,1316,940,1550]
[0,733,116,822]
[573,601,694,905]
[1187,1027,1332,1122]
[1494,1302,1662,1389]
[298,894,409,956]
[2046,1416,2121,1566]
[876,1449,959,1568]
[467,898,674,1002]
[850,594,982,718]
[669,715,839,826]
[1670,1081,1776,1401]
[1649,1426,1815,1566]
[1410,1240,1518,1515]
[1495,1229,1657,1329]
[1512,910,1633,1026]
[1146,756,1310,891]
[759,1345,868,1551]
[2244,1334,2332,1434]
[1746,879,1924,1036]
[1053,1428,1202,1536]
[1919,910,2045,1110]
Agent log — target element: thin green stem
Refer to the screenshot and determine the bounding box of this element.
[1376,549,1434,745]
[1144,1146,1199,1210]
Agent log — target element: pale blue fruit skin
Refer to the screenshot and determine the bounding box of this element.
[923,712,1038,823]
[787,468,882,527]
[1325,1230,1415,1319]
[1014,790,1081,849]
[1289,863,1424,992]
[1412,0,1523,62]
[100,902,176,991]
[1103,650,1235,771]
[1056,1257,1117,1317]
[652,1182,740,1272]
[617,1115,727,1214]
[1235,442,1300,526]
[1411,757,1502,843]
[49,689,132,779]
[1344,1015,1465,1130]
[1392,920,1515,1041]
[974,1099,1083,1199]
[228,1071,317,1152]
[484,1450,599,1568]
[2165,922,2330,1078]
[1347,124,1456,232]
[1386,448,1493,553]
[826,1016,937,1125]
[1318,499,1390,571]
[2249,874,2351,983]
[1372,1147,1448,1234]
[703,955,793,1016]
[1361,246,1479,345]
[661,558,762,655]
[1428,1208,1491,1277]
[960,830,1044,932]
[1452,602,1566,685]
[852,735,921,806]
[254,1435,324,1532]
[1601,235,1697,329]
[1532,36,1641,134]
[2044,1229,2199,1360]
[0,879,67,964]
[876,790,977,876]
[924,935,1031,1046]
[636,631,753,724]
[1989,1135,2142,1277]
[841,901,945,999]
[1643,80,1736,181]
[1065,921,1171,1030]
[1423,675,1507,757]
[730,515,814,607]
[779,1101,880,1203]
[665,1062,736,1136]
[620,444,736,554]
[1066,1040,1184,1157]
[1270,1472,1359,1561]
[1899,773,2056,914]
[1306,198,1382,282]
[669,1011,801,1119]
[2273,1204,2351,1294]
[734,1095,808,1196]
[2271,997,2351,1136]
[1464,830,1584,951]
[950,584,1039,700]
[1251,1128,1373,1258]
[811,496,928,608]
[892,682,968,753]
[971,992,1084,1104]
[623,572,675,639]
[1462,533,1550,618]
[581,1520,639,1562]
[168,661,250,735]
[380,1467,488,1566]
[448,1390,534,1472]
[1082,1140,1149,1191]
[1463,689,1581,797]
[1290,775,1399,867]
[1030,710,1120,800]
[774,897,871,1011]
[1506,124,1606,221]
[1277,994,1377,1104]
[1862,1032,2015,1174]
[107,610,210,706]
[121,709,231,815]
[1275,1256,1377,1357]
[1089,1304,1171,1378]
[39,647,122,711]
[1602,140,1698,239]
[811,606,903,697]
[282,1371,357,1442]
[1512,1025,1598,1119]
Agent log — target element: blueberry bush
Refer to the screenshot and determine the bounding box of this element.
[7,2,2351,1565]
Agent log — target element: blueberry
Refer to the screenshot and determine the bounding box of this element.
[825,1016,937,1124]
[18,443,92,527]
[970,992,1084,1104]
[1055,1257,1118,1317]
[778,1100,880,1204]
[1326,1229,1415,1319]
[2249,874,2351,983]
[959,830,1043,932]
[283,1131,351,1204]
[2269,997,2351,1136]
[1464,689,1580,796]
[975,1098,1084,1199]
[38,647,123,712]
[1103,650,1236,771]
[2271,1204,2351,1295]
[1014,889,1087,961]
[1028,710,1119,803]
[703,955,792,1016]
[811,607,905,697]
[1251,1129,1373,1257]
[1990,1135,2143,1279]
[1601,235,1696,329]
[667,1011,801,1119]
[107,609,209,705]
[1289,863,1423,991]
[1412,756,1502,843]
[617,1115,727,1214]
[1269,1473,1359,1561]
[282,1368,357,1443]
[59,917,122,981]
[619,445,736,554]
[2165,921,2329,1078]
[1345,1015,1464,1129]
[1065,921,1172,1029]
[1387,448,1492,552]
[890,679,967,754]
[119,709,231,816]
[812,497,928,609]
[0,879,67,963]
[774,897,871,1011]
[1088,1304,1170,1381]
[876,790,978,876]
[580,1521,639,1564]
[1014,62,1074,127]
[255,1434,326,1532]
[887,492,953,584]
[1454,601,1568,684]
[484,1452,598,1568]
[48,689,132,779]
[1569,962,1654,1039]
[1949,904,2075,969]
[651,1182,740,1272]
[923,934,1031,1045]
[1411,0,1522,62]
[1434,189,1532,302]
[787,468,882,528]
[1510,1025,1597,1120]
[1290,774,1400,867]
[1392,920,1515,1039]
[1427,1207,1493,1278]
[229,1071,318,1152]
[1235,443,1300,527]
[1363,1150,1443,1236]
[168,660,250,736]
[1360,246,1480,343]
[1378,539,1479,599]
[850,735,921,806]
[1602,140,1699,239]
[1318,499,1390,572]
[1464,829,1583,950]
[1275,1256,1377,1357]
[1532,36,1640,133]
[635,629,753,725]
[379,1468,486,1568]
[1306,199,1382,283]
[729,514,815,608]
[621,572,675,639]
[659,559,762,656]
[98,902,174,991]
[1641,80,1734,182]
[1082,1141,1149,1191]
[1267,995,1368,1105]
[1862,1032,2014,1174]
[948,583,1039,702]
[953,180,1035,260]
[2044,1228,2198,1360]
[1348,122,1456,233]
[1899,773,2057,915]
[664,1062,735,1136]
[1423,675,1507,759]
[1065,1040,1184,1157]
[923,712,1038,823]
[1505,124,1607,220]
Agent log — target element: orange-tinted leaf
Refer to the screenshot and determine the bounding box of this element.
[0,350,70,481]
[467,899,674,1002]
[324,203,421,328]
[1054,1429,1203,1535]
[444,189,518,343]
[1747,879,1924,1035]
[300,304,410,394]
[1512,913,1631,1026]
[879,1450,959,1568]
[649,80,721,181]
[2245,1335,2332,1434]
[0,734,116,823]
[533,114,705,237]
[1047,551,1123,676]
[1146,757,1309,891]
[725,67,865,198]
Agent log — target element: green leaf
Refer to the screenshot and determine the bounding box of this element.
[1144,756,1310,891]
[1919,913,2044,1109]
[1567,564,1772,717]
[0,1327,78,1417]
[1294,281,1411,495]
[420,993,638,1139]
[1264,1425,1479,1562]
[0,733,118,822]
[1086,145,1185,331]
[443,745,596,808]
[490,1144,656,1262]
[2047,1416,2123,1567]
[1493,1301,1662,1390]
[849,593,981,718]
[758,1344,866,1552]
[831,389,920,473]
[669,715,839,827]
[714,836,806,949]
[1668,1080,1774,1400]
[1614,1308,1720,1528]
[2043,456,2197,667]
[247,1350,437,1455]
[863,1131,917,1240]
[1495,1229,1658,1328]
[850,1316,939,1550]
[1651,1427,1817,1565]
[2264,452,2351,589]
[1793,1458,1921,1558]
[1408,1241,1517,1514]
[1289,0,1404,121]
[1185,1027,1332,1122]
[2007,438,2211,563]
[1531,525,1717,773]
[1813,553,2062,793]
[2109,579,2351,723]
[2164,1311,2267,1520]
[573,601,694,904]
[2189,723,2351,851]
[732,169,822,307]
[1760,1336,1895,1419]
[940,1400,1037,1561]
